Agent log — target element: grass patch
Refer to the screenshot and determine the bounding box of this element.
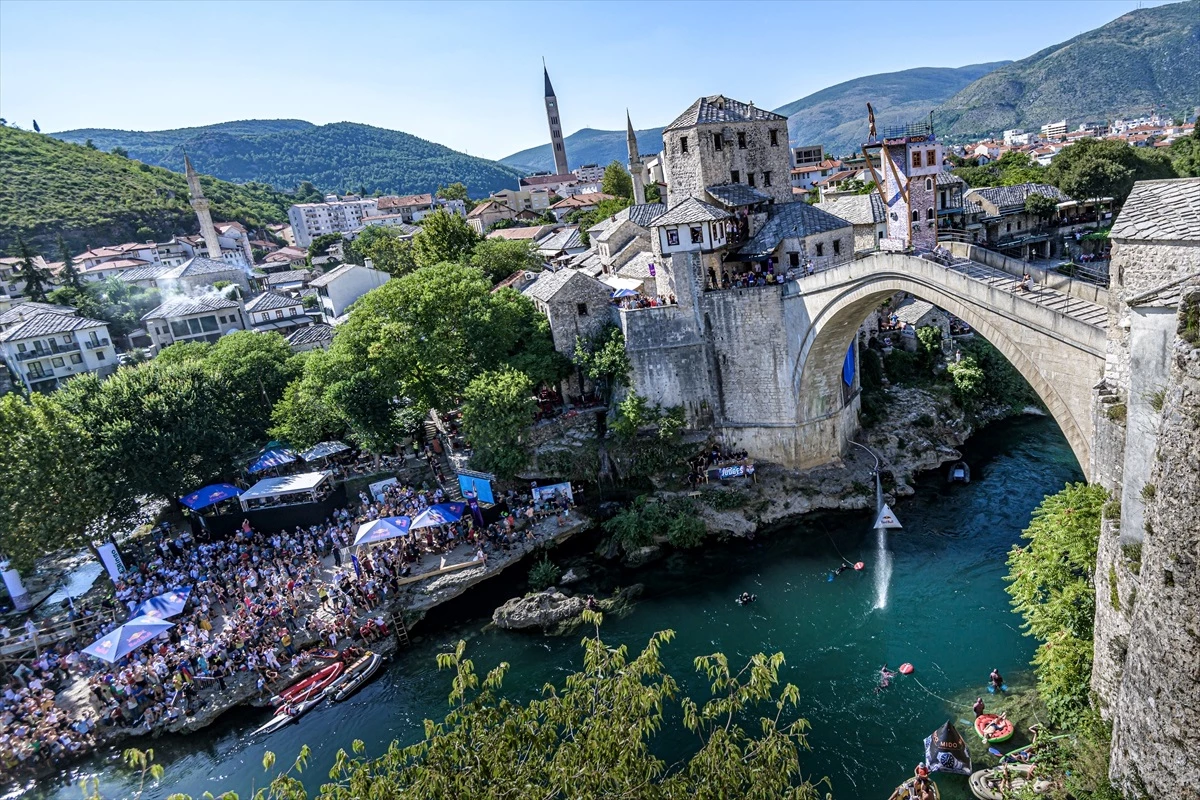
[1140,483,1156,502]
[1109,565,1120,610]
[1103,498,1121,521]
[1106,403,1127,423]
[1148,388,1166,413]
[1122,541,1143,575]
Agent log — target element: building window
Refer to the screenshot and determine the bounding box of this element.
[170,320,190,337]
[737,132,747,149]
[912,210,920,222]
[748,173,756,187]
[96,350,106,360]
[70,354,82,364]
[27,362,44,378]
[52,357,64,367]
[731,170,740,183]
[925,178,933,191]
[685,225,703,244]
[16,343,25,352]
[912,151,922,169]
[788,252,800,267]
[815,242,825,257]
[714,133,723,151]
[763,171,772,187]
[555,143,562,151]
[680,136,688,154]
[1016,220,1022,230]
[926,149,938,167]
[275,310,284,319]
[1006,222,1012,233]
[551,116,558,125]
[927,208,935,221]
[770,129,779,146]
[666,229,680,246]
[833,240,841,255]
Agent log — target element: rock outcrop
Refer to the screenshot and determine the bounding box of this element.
[493,589,586,630]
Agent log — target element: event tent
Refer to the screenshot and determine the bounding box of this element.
[353,517,412,546]
[179,483,242,511]
[410,502,466,530]
[248,447,297,474]
[239,472,331,510]
[82,616,174,663]
[299,441,351,462]
[133,587,192,620]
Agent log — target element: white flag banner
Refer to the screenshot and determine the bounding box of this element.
[97,543,128,581]
[874,503,903,530]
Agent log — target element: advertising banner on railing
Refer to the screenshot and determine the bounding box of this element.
[96,542,128,582]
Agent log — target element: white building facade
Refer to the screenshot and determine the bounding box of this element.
[288,197,380,248]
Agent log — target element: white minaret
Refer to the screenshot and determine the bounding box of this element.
[185,154,224,262]
[627,110,646,206]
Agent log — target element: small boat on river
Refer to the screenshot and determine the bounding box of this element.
[270,661,343,706]
[975,713,1015,743]
[948,461,971,484]
[886,777,940,800]
[326,651,385,703]
[252,696,323,737]
[968,764,1050,799]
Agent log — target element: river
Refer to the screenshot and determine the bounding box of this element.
[26,415,1080,800]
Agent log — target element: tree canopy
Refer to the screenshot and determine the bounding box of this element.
[1045,138,1177,203]
[460,366,535,477]
[411,210,479,269]
[467,238,543,285]
[601,160,633,199]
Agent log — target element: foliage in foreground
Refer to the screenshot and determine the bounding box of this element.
[119,618,827,800]
[605,496,707,554]
[1005,482,1107,726]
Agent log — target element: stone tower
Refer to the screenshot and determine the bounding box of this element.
[184,154,224,262]
[627,110,646,205]
[543,65,570,176]
[865,112,940,252]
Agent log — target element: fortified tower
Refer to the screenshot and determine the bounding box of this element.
[627,110,646,205]
[184,154,225,262]
[862,106,940,251]
[543,65,570,176]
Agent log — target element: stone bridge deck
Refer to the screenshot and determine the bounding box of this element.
[936,255,1109,329]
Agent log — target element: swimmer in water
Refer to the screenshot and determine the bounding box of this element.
[834,561,851,576]
[876,665,895,692]
[738,592,756,605]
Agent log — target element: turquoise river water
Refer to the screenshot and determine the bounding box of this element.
[25,415,1081,800]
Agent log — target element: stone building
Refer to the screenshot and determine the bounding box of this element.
[863,116,941,251]
[158,256,252,296]
[815,193,887,253]
[521,268,613,399]
[963,183,1068,258]
[1087,177,1200,800]
[142,295,246,354]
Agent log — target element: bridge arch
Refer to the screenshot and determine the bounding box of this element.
[789,253,1106,471]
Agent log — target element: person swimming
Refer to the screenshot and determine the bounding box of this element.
[990,668,1005,691]
[737,592,756,605]
[876,665,896,692]
[834,561,851,576]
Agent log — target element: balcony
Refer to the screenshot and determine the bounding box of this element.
[15,342,80,361]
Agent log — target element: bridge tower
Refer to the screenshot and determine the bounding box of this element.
[862,105,940,252]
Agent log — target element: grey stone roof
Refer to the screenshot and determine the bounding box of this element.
[1111,177,1200,242]
[891,298,937,326]
[653,197,732,226]
[815,194,885,225]
[625,203,667,228]
[245,291,302,313]
[664,95,788,132]
[965,183,1068,212]
[308,263,362,288]
[738,202,853,258]
[935,172,965,187]
[286,324,334,348]
[521,269,582,302]
[118,265,173,283]
[1127,272,1200,308]
[143,295,240,321]
[0,310,107,342]
[538,227,584,252]
[706,183,771,208]
[162,256,240,279]
[263,269,312,286]
[0,302,76,327]
[617,251,657,279]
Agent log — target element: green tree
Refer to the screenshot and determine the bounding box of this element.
[411,209,479,268]
[308,232,343,263]
[573,323,630,404]
[56,233,82,290]
[946,355,986,408]
[1046,138,1177,203]
[1024,192,1058,220]
[0,394,111,571]
[13,234,49,302]
[601,160,633,199]
[468,238,543,284]
[203,331,302,438]
[914,325,942,371]
[1005,482,1107,726]
[436,182,469,202]
[461,367,535,477]
[952,151,1047,188]
[350,226,416,275]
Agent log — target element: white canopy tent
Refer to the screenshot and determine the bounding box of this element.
[239,472,332,511]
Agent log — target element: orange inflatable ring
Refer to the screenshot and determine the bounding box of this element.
[898,663,914,674]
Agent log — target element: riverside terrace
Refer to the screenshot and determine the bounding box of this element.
[0,480,583,783]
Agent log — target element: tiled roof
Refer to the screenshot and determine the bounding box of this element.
[550,192,614,210]
[891,298,937,326]
[706,183,771,208]
[162,256,241,279]
[664,95,788,132]
[83,258,151,272]
[739,202,852,259]
[1110,178,1200,242]
[245,291,302,313]
[377,193,433,210]
[308,263,357,288]
[118,265,173,283]
[286,324,335,348]
[487,225,559,241]
[467,199,509,219]
[965,183,1068,211]
[617,251,658,279]
[521,269,580,302]
[815,194,885,225]
[263,269,313,286]
[0,302,77,327]
[625,203,667,228]
[935,172,965,186]
[653,197,732,226]
[519,173,577,188]
[1126,272,1200,308]
[0,310,107,342]
[143,295,240,321]
[538,228,584,252]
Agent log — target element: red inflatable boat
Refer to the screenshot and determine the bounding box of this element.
[271,662,343,706]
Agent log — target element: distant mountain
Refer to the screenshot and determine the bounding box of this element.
[52,120,524,198]
[937,1,1200,140]
[0,126,291,254]
[774,63,1010,157]
[499,127,667,175]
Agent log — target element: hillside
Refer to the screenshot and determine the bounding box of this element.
[0,126,291,254]
[937,1,1200,140]
[775,63,1009,156]
[53,121,523,198]
[499,127,667,175]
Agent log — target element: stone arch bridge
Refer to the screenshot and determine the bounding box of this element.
[619,244,1108,471]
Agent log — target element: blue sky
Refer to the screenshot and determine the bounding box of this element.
[0,0,1179,160]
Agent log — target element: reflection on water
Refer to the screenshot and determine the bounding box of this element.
[30,416,1080,800]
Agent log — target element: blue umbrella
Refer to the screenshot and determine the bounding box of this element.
[133,587,192,620]
[353,516,412,546]
[410,502,466,530]
[248,447,297,474]
[612,288,639,298]
[179,484,241,511]
[82,616,174,663]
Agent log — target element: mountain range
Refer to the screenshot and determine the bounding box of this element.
[52,121,523,198]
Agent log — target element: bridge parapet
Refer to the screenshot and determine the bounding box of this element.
[947,241,1109,306]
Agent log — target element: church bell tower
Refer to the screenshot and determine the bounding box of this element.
[544,64,570,176]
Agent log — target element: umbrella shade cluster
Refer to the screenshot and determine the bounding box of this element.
[248,447,297,474]
[410,502,466,530]
[133,587,192,619]
[353,516,412,547]
[82,616,174,663]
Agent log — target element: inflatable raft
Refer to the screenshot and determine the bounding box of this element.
[968,763,1050,800]
[887,777,940,800]
[974,713,1015,743]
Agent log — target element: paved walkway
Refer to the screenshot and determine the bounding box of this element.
[937,255,1109,328]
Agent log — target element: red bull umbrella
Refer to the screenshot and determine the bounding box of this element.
[410,502,467,530]
[82,616,175,663]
